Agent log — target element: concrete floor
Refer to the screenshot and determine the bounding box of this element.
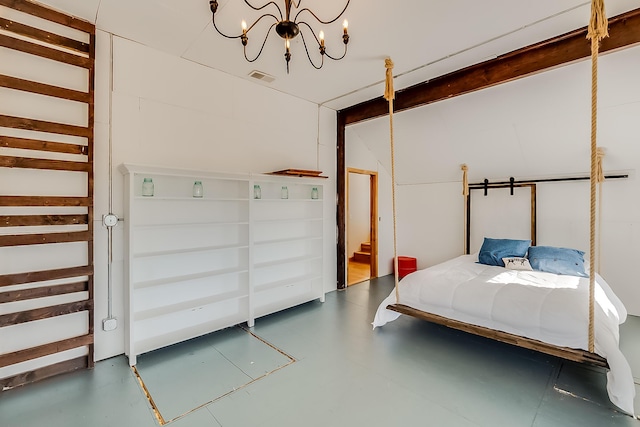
[0,275,638,427]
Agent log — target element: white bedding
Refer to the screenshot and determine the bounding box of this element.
[373,254,636,415]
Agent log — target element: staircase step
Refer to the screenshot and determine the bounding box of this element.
[353,251,370,263]
[360,242,371,252]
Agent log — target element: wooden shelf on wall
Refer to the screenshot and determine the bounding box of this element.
[269,169,328,178]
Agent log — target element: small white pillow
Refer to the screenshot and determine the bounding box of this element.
[502,257,533,271]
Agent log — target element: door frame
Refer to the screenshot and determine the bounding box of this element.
[346,168,378,281]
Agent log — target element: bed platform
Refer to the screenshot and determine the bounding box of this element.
[373,253,634,414]
[386,303,608,368]
[370,170,635,414]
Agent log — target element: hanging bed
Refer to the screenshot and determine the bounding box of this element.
[372,1,635,415]
[372,248,635,414]
[372,176,635,414]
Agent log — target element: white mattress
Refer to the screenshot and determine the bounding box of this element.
[373,254,635,415]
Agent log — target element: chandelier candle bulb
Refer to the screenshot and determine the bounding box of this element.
[241,20,248,45]
[343,20,348,34]
[285,38,292,72]
[319,31,326,55]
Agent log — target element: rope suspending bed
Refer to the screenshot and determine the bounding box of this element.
[385,0,610,369]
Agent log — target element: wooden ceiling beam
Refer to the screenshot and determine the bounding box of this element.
[338,8,640,126]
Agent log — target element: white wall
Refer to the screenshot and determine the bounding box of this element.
[347,173,370,258]
[349,45,640,316]
[90,31,337,361]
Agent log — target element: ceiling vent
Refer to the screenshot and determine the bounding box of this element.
[248,70,275,83]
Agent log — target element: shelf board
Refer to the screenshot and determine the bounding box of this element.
[253,236,321,246]
[254,274,321,294]
[133,221,249,229]
[134,196,249,202]
[134,289,248,322]
[253,255,322,269]
[134,244,249,259]
[268,168,324,177]
[133,267,249,289]
[252,198,322,202]
[133,310,249,356]
[121,163,250,181]
[252,217,322,225]
[254,293,321,319]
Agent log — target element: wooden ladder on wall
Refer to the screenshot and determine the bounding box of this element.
[0,0,95,389]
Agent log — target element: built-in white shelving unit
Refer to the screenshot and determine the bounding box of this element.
[251,176,325,319]
[120,164,325,365]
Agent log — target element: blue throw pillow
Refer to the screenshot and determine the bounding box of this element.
[527,246,588,277]
[478,238,531,267]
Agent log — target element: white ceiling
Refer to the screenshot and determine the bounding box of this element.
[33,0,639,110]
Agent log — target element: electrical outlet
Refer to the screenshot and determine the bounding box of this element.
[102,318,117,331]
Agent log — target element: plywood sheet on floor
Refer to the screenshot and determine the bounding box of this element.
[134,326,293,423]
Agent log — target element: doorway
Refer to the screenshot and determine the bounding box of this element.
[346,168,378,285]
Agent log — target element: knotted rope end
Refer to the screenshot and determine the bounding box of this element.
[461,164,469,196]
[384,58,395,102]
[587,0,609,41]
[596,147,606,183]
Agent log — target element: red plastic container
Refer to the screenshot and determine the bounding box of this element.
[395,256,417,279]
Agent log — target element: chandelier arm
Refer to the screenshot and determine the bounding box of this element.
[244,0,283,21]
[298,20,348,61]
[245,13,280,33]
[243,22,278,62]
[212,13,279,39]
[212,17,242,39]
[298,29,324,70]
[297,21,321,45]
[324,44,348,61]
[293,0,350,24]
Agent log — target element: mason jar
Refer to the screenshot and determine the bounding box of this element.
[142,178,154,197]
[193,181,203,198]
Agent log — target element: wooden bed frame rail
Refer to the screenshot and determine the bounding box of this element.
[387,304,608,368]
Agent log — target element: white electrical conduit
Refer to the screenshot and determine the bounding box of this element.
[105,33,115,324]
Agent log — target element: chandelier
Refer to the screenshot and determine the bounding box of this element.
[209,0,350,73]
